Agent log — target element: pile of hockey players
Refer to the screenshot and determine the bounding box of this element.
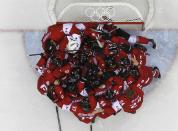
[36,22,161,124]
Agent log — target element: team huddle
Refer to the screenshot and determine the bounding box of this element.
[35,22,161,124]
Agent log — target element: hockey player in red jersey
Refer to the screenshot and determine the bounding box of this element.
[37,77,65,100]
[106,76,124,97]
[46,80,65,103]
[132,65,161,89]
[118,85,144,114]
[91,23,157,49]
[35,53,48,75]
[96,102,114,119]
[111,28,157,49]
[70,94,98,124]
[37,63,73,91]
[82,23,118,49]
[130,44,148,66]
[103,41,131,71]
[97,90,122,119]
[42,23,87,58]
[116,44,147,86]
[43,23,82,44]
[124,65,140,88]
[85,23,157,49]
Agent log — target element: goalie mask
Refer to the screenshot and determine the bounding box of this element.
[67,34,81,54]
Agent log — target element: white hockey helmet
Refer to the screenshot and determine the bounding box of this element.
[66,34,81,53]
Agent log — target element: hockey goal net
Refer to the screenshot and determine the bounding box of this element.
[48,0,154,30]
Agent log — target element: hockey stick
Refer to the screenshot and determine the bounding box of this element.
[55,106,62,131]
[90,124,93,131]
[28,50,80,57]
[29,53,43,56]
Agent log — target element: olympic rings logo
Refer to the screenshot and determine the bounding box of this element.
[85,6,115,21]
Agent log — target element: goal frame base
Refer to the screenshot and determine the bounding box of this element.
[56,21,145,30]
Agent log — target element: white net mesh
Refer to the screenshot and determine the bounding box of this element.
[48,0,154,30]
[59,3,143,22]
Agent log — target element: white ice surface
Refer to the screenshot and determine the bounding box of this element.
[0,0,178,131]
[0,33,59,131]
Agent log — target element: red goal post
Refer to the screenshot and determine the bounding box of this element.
[56,21,144,31]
